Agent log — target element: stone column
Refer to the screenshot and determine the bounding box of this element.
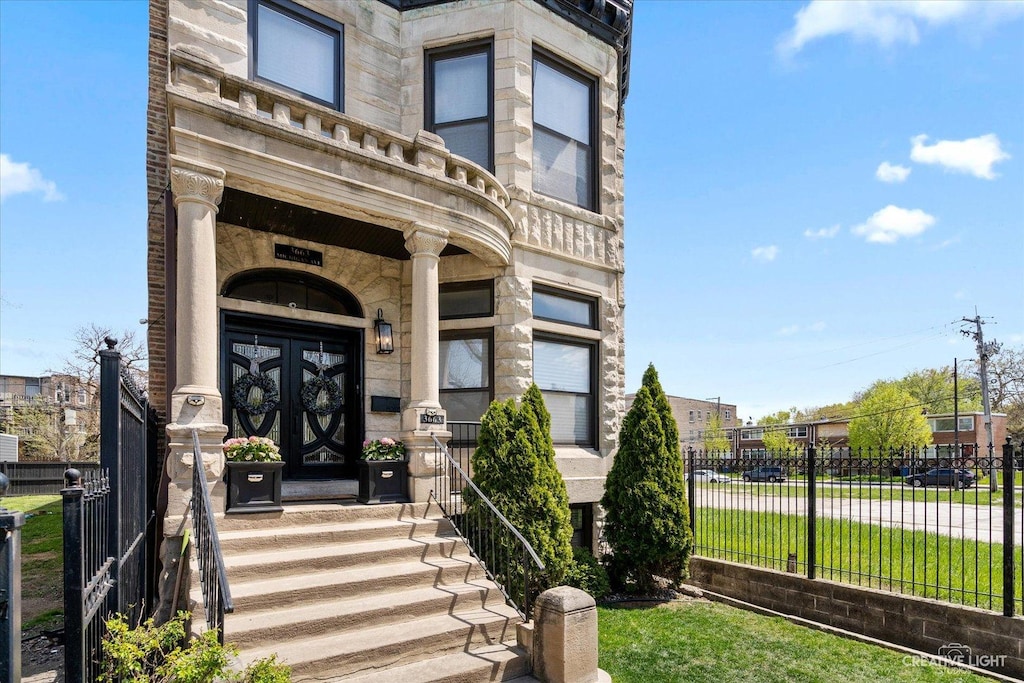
[156,156,229,621]
[168,155,225,425]
[401,224,451,503]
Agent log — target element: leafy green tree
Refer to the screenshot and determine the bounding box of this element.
[868,367,981,415]
[470,385,574,586]
[758,410,796,453]
[602,365,692,593]
[984,345,1024,441]
[702,413,731,455]
[848,383,931,454]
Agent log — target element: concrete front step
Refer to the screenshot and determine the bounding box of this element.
[337,643,531,683]
[240,608,522,680]
[229,554,487,612]
[217,502,439,532]
[223,534,466,581]
[226,580,505,647]
[218,516,454,553]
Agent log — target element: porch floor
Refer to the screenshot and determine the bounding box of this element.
[281,479,358,502]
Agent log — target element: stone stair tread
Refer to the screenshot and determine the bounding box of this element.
[334,642,529,683]
[227,580,503,637]
[216,502,441,532]
[218,515,447,545]
[228,554,483,600]
[239,608,522,677]
[223,534,465,570]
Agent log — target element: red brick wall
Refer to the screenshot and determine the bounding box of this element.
[146,0,169,436]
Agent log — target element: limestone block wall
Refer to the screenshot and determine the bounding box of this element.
[215,224,404,440]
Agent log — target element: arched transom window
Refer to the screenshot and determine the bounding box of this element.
[222,269,362,317]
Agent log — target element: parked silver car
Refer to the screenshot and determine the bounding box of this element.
[686,469,732,483]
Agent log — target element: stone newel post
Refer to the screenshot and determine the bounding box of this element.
[402,224,451,502]
[156,155,229,620]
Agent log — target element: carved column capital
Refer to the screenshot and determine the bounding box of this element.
[169,155,225,210]
[403,223,449,258]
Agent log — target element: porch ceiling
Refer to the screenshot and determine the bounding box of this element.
[218,188,468,261]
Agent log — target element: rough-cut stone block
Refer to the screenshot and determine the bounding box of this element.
[534,587,598,683]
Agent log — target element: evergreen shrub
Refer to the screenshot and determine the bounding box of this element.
[601,365,693,593]
[564,546,612,600]
[469,384,574,593]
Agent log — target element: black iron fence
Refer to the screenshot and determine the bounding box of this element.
[190,429,233,640]
[430,434,546,620]
[63,340,157,680]
[0,461,100,495]
[687,440,1023,616]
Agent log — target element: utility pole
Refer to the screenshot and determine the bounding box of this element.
[961,313,1000,492]
[953,359,959,457]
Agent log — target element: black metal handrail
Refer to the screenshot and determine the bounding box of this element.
[189,429,233,639]
[430,434,545,620]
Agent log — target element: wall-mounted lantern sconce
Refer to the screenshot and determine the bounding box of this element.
[374,308,394,354]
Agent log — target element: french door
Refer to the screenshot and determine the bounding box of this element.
[221,314,361,479]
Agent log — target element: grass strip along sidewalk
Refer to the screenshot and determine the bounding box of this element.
[692,508,1023,611]
[598,600,992,683]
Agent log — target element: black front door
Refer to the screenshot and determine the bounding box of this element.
[222,315,361,479]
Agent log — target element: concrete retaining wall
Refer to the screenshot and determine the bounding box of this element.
[688,556,1024,679]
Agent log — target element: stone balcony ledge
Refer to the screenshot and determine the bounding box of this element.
[166,49,513,265]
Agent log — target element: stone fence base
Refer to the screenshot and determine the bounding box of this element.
[688,556,1024,679]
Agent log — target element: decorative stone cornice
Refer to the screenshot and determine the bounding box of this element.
[170,155,225,210]
[403,224,450,258]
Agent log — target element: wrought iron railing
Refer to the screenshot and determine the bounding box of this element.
[62,469,113,683]
[190,429,233,639]
[687,440,1023,616]
[430,435,546,620]
[63,339,158,680]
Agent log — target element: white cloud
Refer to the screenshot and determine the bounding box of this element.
[851,205,935,244]
[876,161,911,183]
[752,245,779,262]
[953,290,968,301]
[804,225,840,240]
[0,154,64,202]
[931,236,962,251]
[910,134,1011,179]
[777,322,826,336]
[777,0,1024,55]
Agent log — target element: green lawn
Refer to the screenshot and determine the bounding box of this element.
[598,600,991,683]
[692,508,1023,612]
[3,495,64,629]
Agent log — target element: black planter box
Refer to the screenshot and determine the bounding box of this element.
[357,459,409,504]
[225,461,284,514]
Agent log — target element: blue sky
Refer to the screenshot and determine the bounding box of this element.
[1,1,1022,420]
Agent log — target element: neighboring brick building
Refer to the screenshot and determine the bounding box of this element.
[732,411,1008,458]
[0,374,99,460]
[625,393,739,453]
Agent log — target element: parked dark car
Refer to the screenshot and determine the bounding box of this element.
[742,466,786,483]
[904,468,976,489]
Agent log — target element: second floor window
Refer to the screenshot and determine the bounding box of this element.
[426,42,493,171]
[532,52,596,210]
[251,0,344,110]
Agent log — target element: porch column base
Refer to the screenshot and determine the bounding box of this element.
[401,431,451,504]
[170,385,223,425]
[155,421,228,623]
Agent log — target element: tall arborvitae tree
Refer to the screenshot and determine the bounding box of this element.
[470,385,573,585]
[602,365,693,593]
